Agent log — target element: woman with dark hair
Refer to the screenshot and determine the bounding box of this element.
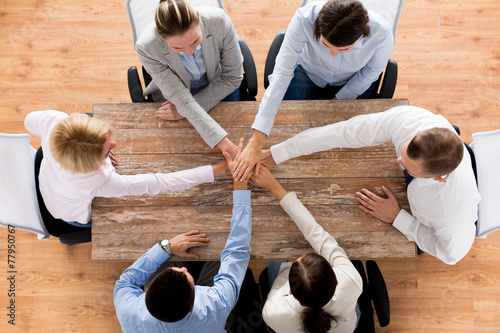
[250,167,362,332]
[233,0,393,182]
[136,0,243,156]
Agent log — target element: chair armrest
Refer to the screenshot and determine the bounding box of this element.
[127,66,146,103]
[366,260,390,327]
[238,38,258,100]
[379,59,398,99]
[264,31,286,89]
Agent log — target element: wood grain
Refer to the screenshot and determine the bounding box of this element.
[1,0,500,332]
[91,100,413,261]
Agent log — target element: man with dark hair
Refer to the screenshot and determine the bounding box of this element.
[262,106,480,265]
[114,139,253,332]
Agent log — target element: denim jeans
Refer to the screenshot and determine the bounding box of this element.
[222,87,240,101]
[283,65,376,100]
[67,219,92,228]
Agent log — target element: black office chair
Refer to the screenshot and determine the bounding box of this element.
[226,267,268,333]
[263,30,398,99]
[128,37,258,103]
[34,147,92,245]
[352,260,390,332]
[258,260,390,332]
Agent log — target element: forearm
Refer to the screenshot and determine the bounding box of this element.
[234,180,248,191]
[280,192,347,264]
[96,165,214,197]
[212,161,230,177]
[270,110,398,165]
[266,178,288,201]
[215,190,252,307]
[114,244,169,298]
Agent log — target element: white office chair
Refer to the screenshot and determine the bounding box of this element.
[126,0,257,102]
[0,133,48,239]
[470,129,500,238]
[0,133,91,244]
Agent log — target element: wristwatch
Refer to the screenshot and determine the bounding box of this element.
[160,239,172,255]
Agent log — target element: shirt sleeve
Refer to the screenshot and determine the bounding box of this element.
[94,165,214,197]
[279,192,358,274]
[393,165,479,266]
[113,244,170,317]
[136,41,227,149]
[193,11,243,111]
[270,108,404,165]
[211,190,252,311]
[252,10,306,136]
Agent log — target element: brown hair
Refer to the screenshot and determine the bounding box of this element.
[49,113,113,174]
[407,127,464,176]
[155,0,199,38]
[289,252,339,333]
[145,267,195,322]
[313,0,370,47]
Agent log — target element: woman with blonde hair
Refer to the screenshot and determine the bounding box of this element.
[25,110,228,227]
[136,0,243,157]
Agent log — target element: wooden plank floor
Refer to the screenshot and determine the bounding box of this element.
[1,0,499,332]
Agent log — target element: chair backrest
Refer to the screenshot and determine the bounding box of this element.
[126,0,224,46]
[300,0,403,44]
[0,133,49,239]
[470,129,500,238]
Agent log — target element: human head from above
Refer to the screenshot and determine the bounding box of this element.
[155,0,201,56]
[145,266,195,322]
[289,252,339,333]
[313,0,370,57]
[398,127,464,180]
[50,113,116,174]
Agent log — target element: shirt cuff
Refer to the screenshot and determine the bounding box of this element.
[335,86,358,100]
[233,190,251,206]
[392,209,415,240]
[197,165,215,184]
[149,243,171,264]
[279,191,297,209]
[251,114,273,137]
[270,142,290,165]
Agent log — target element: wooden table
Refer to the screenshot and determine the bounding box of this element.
[92,99,415,261]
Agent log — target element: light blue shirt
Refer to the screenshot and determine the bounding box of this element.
[179,44,209,95]
[252,1,394,136]
[114,190,252,333]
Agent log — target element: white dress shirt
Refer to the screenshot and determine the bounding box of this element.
[270,106,480,265]
[252,1,393,136]
[262,192,362,333]
[25,110,215,224]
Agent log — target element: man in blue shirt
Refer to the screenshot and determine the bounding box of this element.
[114,139,252,332]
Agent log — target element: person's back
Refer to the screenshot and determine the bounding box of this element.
[114,139,253,332]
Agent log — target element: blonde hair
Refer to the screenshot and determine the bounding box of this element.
[49,113,113,174]
[155,0,199,38]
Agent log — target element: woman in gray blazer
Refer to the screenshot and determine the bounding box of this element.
[136,0,243,155]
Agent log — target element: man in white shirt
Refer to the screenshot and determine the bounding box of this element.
[263,106,480,265]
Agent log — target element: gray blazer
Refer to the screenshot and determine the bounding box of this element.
[136,7,243,148]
